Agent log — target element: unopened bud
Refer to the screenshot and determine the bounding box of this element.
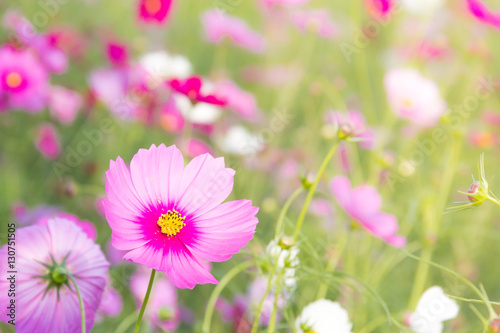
[279,236,294,249]
[338,123,355,140]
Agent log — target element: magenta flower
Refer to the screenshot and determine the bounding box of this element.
[106,42,129,67]
[137,0,173,24]
[34,123,61,160]
[169,76,227,106]
[103,144,259,288]
[0,46,49,112]
[201,10,265,53]
[187,138,213,158]
[291,9,339,39]
[131,269,180,330]
[365,0,393,18]
[467,0,500,29]
[0,218,109,332]
[330,176,406,248]
[48,86,82,125]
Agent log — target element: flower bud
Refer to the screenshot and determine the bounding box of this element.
[468,180,487,203]
[279,236,294,249]
[490,318,500,333]
[338,123,355,140]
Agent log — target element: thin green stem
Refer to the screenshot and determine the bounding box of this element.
[274,187,304,236]
[134,269,156,333]
[115,310,139,333]
[267,270,285,333]
[293,141,340,241]
[68,275,86,333]
[202,261,254,333]
[316,232,349,300]
[251,262,279,333]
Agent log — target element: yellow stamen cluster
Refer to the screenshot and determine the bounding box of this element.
[144,0,161,15]
[157,209,186,236]
[5,72,22,89]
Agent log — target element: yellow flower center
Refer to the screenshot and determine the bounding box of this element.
[144,0,162,15]
[157,209,186,236]
[5,72,22,89]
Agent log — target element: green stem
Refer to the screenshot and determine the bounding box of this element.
[274,187,304,236]
[293,141,340,241]
[115,310,139,333]
[267,269,284,333]
[202,261,254,333]
[251,262,279,333]
[316,232,349,300]
[68,275,86,333]
[134,269,156,333]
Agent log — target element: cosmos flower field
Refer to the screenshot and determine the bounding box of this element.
[2,0,500,332]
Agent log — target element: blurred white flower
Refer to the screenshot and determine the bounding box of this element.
[218,126,264,156]
[400,0,445,16]
[139,51,192,80]
[266,238,300,288]
[409,286,459,333]
[296,299,353,333]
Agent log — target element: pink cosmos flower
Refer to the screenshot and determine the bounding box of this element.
[49,86,82,125]
[34,123,61,160]
[36,212,97,241]
[215,79,260,121]
[169,76,227,106]
[325,110,375,149]
[290,9,338,39]
[11,203,61,226]
[0,46,49,112]
[160,96,185,133]
[466,0,500,29]
[0,218,109,332]
[330,176,406,248]
[104,144,259,288]
[131,268,180,330]
[201,10,265,53]
[138,0,173,24]
[384,68,446,127]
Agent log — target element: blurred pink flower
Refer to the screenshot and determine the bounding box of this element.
[290,9,338,39]
[34,123,61,160]
[0,218,109,332]
[138,0,173,24]
[201,10,265,53]
[0,46,49,112]
[325,110,375,149]
[365,0,393,18]
[385,68,446,127]
[466,0,500,29]
[160,96,185,133]
[330,176,406,248]
[103,144,259,288]
[131,269,180,331]
[215,79,260,121]
[187,139,213,158]
[468,130,497,148]
[169,76,227,106]
[106,42,129,67]
[11,203,61,226]
[260,0,309,7]
[49,86,82,125]
[36,212,97,241]
[105,239,129,265]
[481,110,500,127]
[96,276,123,321]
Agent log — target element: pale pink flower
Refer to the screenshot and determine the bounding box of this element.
[215,79,260,121]
[36,213,97,241]
[290,9,338,39]
[34,123,61,160]
[96,276,123,321]
[384,68,446,127]
[260,0,309,7]
[104,144,259,288]
[330,176,406,247]
[0,218,109,332]
[49,86,82,125]
[187,139,213,158]
[325,110,375,149]
[11,203,60,226]
[201,10,265,53]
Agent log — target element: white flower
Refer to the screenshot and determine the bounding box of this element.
[218,126,264,156]
[400,0,445,16]
[296,299,353,333]
[265,239,299,288]
[173,94,222,125]
[409,286,459,333]
[139,51,192,80]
